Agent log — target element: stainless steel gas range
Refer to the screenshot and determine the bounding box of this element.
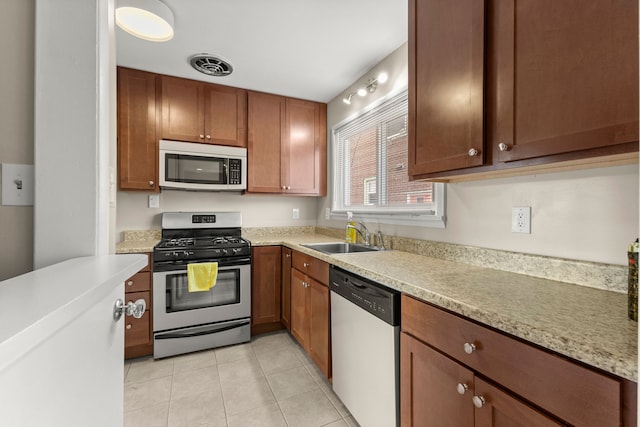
[152,211,251,359]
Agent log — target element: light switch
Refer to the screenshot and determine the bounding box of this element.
[1,163,34,206]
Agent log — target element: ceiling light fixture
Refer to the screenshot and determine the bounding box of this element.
[342,72,389,105]
[343,93,355,105]
[115,0,175,42]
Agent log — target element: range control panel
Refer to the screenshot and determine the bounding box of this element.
[192,214,217,224]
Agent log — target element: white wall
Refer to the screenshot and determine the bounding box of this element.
[0,0,34,280]
[317,43,639,266]
[116,191,318,237]
[34,0,115,268]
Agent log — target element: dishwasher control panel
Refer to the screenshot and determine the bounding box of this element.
[329,265,400,325]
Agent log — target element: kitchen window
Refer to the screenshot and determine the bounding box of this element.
[332,90,445,227]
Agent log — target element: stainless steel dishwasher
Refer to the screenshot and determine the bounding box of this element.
[330,265,400,427]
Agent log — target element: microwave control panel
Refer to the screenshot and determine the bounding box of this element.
[228,159,242,184]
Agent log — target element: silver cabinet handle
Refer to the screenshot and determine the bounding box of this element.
[285,253,290,258]
[206,135,211,140]
[149,181,154,186]
[463,342,476,354]
[126,280,134,287]
[472,395,486,408]
[126,324,132,330]
[456,383,469,395]
[303,262,309,268]
[468,148,479,157]
[498,143,510,152]
[199,134,205,139]
[113,298,146,321]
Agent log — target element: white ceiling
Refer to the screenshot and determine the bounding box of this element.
[115,0,408,103]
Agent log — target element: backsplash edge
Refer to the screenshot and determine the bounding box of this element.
[314,227,627,293]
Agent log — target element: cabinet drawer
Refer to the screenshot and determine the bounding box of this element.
[401,294,621,427]
[124,311,151,348]
[124,272,151,292]
[292,251,329,284]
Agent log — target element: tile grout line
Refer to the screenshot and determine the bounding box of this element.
[252,334,293,427]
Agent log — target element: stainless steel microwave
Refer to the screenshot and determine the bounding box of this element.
[159,140,247,191]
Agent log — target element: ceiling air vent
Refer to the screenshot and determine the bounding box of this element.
[189,54,233,77]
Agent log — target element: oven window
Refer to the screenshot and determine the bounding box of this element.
[165,154,226,184]
[165,268,240,312]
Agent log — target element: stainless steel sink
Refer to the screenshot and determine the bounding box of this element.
[301,242,382,254]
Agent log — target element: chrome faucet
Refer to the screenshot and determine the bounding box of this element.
[354,221,370,246]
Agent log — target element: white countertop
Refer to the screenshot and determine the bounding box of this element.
[0,254,147,372]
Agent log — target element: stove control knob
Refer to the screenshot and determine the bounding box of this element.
[232,248,241,254]
[222,249,229,255]
[182,251,190,257]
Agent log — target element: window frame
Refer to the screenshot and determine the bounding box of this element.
[330,89,446,228]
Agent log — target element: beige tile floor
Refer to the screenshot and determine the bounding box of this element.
[124,330,360,427]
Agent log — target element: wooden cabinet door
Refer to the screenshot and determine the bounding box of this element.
[290,268,309,349]
[490,0,638,164]
[281,247,292,330]
[247,91,285,192]
[307,278,330,378]
[408,0,486,176]
[474,378,565,427]
[161,75,205,143]
[251,246,282,326]
[283,98,327,195]
[117,67,159,191]
[401,333,474,427]
[204,84,247,147]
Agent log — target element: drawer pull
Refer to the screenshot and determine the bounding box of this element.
[463,342,476,354]
[303,262,309,268]
[126,280,134,286]
[126,324,132,330]
[498,142,510,152]
[472,395,486,408]
[456,383,469,395]
[468,148,479,157]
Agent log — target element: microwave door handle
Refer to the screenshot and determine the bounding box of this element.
[223,160,229,185]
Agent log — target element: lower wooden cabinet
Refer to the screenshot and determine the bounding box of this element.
[401,333,563,427]
[124,253,153,359]
[290,251,331,379]
[401,294,636,427]
[251,246,283,335]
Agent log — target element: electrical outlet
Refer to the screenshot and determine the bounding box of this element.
[292,208,300,219]
[512,206,531,233]
[148,194,160,209]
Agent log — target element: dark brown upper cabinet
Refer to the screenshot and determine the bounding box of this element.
[409,0,639,180]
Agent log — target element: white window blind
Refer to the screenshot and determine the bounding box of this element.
[332,90,445,227]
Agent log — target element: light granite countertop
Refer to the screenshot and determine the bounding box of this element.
[115,229,637,382]
[244,231,638,382]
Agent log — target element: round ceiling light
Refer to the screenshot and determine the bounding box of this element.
[116,0,175,42]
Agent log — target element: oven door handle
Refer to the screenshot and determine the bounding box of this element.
[155,319,250,340]
[153,257,251,270]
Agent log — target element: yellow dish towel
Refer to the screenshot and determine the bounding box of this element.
[187,262,218,292]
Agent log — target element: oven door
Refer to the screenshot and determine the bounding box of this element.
[153,258,251,333]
